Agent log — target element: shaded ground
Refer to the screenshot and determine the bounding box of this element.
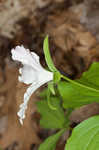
[0,0,99,150]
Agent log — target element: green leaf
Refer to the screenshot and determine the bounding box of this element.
[43,36,57,72]
[39,129,66,150]
[65,115,99,150]
[58,62,99,108]
[36,98,66,129]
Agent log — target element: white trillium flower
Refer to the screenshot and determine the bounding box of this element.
[11,46,53,125]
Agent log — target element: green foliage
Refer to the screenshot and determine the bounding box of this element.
[38,128,66,150]
[43,36,57,72]
[36,98,66,129]
[41,37,99,150]
[58,62,99,108]
[65,115,99,150]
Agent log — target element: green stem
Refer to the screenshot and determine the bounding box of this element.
[47,86,57,110]
[61,75,99,93]
[48,97,57,110]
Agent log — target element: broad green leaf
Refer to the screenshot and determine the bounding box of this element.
[36,98,66,129]
[43,36,57,72]
[39,128,66,150]
[65,115,99,150]
[58,62,99,108]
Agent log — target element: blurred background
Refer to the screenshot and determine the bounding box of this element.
[0,0,99,150]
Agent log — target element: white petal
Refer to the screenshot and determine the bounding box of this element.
[11,46,31,64]
[17,82,40,125]
[18,65,37,84]
[31,52,40,64]
[17,71,53,125]
[11,46,40,70]
[11,46,54,124]
[38,69,53,84]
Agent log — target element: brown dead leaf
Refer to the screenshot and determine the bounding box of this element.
[70,103,99,123]
[45,10,97,77]
[0,62,40,150]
